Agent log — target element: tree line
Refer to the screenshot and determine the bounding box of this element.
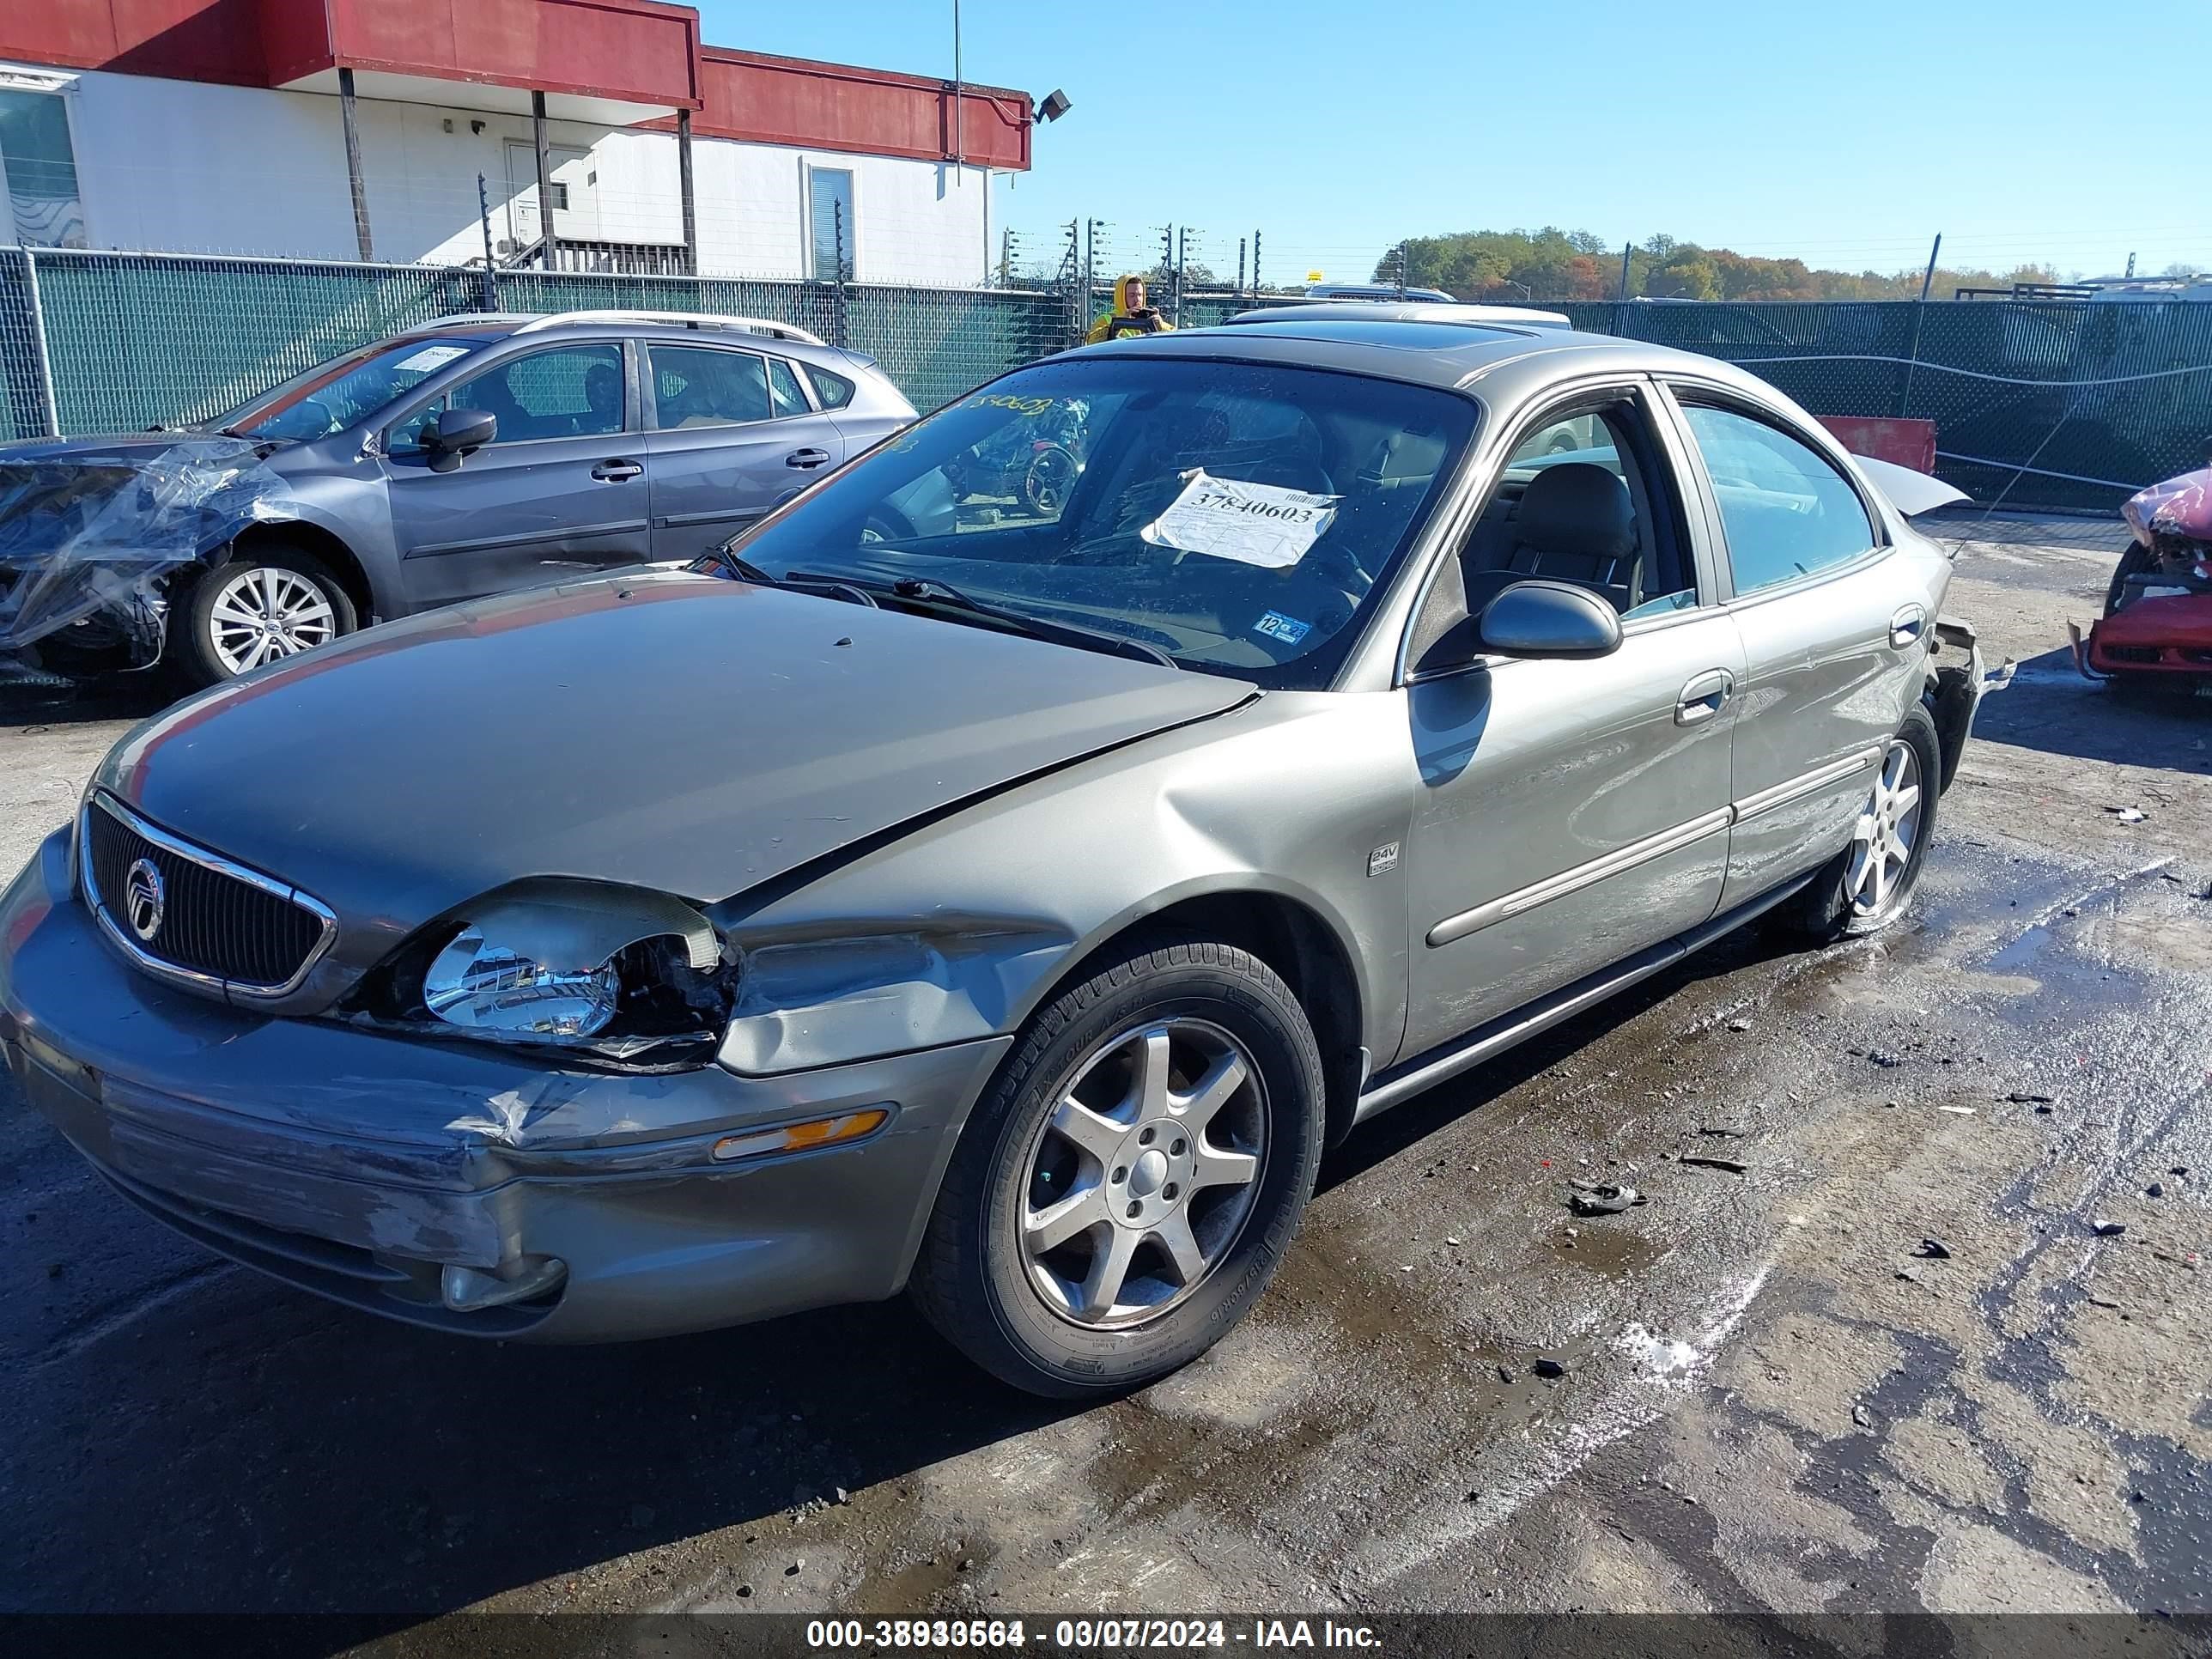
[1371,228,2063,303]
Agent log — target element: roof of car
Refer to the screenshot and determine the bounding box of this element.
[1073,314,1750,405]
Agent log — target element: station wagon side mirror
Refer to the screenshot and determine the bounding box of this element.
[1477,579,1623,660]
[425,407,496,470]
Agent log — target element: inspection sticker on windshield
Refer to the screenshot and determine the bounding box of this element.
[1140,470,1339,568]
[1253,610,1311,646]
[394,344,470,373]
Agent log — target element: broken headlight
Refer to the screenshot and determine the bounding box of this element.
[423,927,622,1036]
[342,880,740,1068]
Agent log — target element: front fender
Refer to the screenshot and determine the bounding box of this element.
[709,691,1418,1077]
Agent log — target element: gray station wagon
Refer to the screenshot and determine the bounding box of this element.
[0,313,1998,1397]
[0,310,915,684]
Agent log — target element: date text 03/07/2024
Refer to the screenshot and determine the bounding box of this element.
[803,1618,1383,1650]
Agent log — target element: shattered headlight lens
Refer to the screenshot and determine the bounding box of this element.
[422,927,621,1037]
[340,880,739,1067]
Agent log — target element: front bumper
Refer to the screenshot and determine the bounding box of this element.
[0,828,1007,1341]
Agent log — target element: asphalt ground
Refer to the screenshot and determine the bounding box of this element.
[0,510,2205,1632]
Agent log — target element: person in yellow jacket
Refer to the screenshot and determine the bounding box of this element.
[1085,274,1175,343]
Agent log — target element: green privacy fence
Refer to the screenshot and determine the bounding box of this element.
[4,246,2209,513]
[1556,299,2212,512]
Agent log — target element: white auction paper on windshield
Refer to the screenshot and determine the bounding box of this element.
[1139,470,1340,569]
[394,344,470,373]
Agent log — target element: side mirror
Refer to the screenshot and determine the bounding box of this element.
[1478,579,1623,660]
[426,407,496,465]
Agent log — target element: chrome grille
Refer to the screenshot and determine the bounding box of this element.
[81,795,334,996]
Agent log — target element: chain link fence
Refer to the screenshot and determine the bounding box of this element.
[4,246,2210,514]
[1557,300,2212,512]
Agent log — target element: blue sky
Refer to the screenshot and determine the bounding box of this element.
[697,0,2211,288]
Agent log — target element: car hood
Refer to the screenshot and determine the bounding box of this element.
[95,572,1255,954]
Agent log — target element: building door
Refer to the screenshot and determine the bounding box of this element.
[504,140,594,253]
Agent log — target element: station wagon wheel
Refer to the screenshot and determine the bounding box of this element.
[1774,702,1942,942]
[912,934,1325,1397]
[1018,1017,1267,1328]
[173,546,358,688]
[1024,446,1077,517]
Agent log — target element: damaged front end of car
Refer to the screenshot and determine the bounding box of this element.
[0,436,287,676]
[332,877,745,1072]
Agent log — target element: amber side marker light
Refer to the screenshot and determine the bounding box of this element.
[712,1109,889,1163]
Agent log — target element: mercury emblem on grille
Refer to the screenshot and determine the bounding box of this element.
[124,857,166,942]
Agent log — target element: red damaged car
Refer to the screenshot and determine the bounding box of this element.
[2074,456,2212,696]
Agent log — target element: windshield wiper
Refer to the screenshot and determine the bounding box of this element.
[876,575,1176,668]
[710,554,1174,668]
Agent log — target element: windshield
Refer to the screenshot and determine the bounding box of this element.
[729,357,1477,689]
[212,335,497,442]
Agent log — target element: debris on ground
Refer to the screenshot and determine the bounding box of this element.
[1895,1265,1921,1282]
[1851,1402,1872,1428]
[2106,805,2148,823]
[2004,1091,2056,1104]
[1727,1018,1752,1032]
[2093,1220,2127,1237]
[1568,1179,1647,1215]
[1531,1358,1567,1379]
[2087,1294,2122,1310]
[1915,1238,1953,1259]
[1497,1365,1516,1384]
[1938,1105,1978,1115]
[1444,1235,1463,1247]
[1680,1155,1748,1175]
[2146,1182,2164,1199]
[1698,1124,1749,1138]
[1869,1051,1903,1068]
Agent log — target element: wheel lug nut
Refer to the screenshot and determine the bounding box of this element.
[1163,1182,1179,1200]
[1139,1127,1155,1146]
[1170,1138,1186,1156]
[1112,1166,1127,1184]
[1126,1201,1141,1219]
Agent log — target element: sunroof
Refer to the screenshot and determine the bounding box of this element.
[1218,319,1522,349]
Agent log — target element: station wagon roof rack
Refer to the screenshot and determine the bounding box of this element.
[414,312,828,346]
[523,311,828,345]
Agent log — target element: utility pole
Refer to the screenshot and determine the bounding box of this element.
[1237,237,1247,298]
[1897,232,1942,418]
[476,173,496,308]
[1618,240,1633,301]
[1252,230,1262,295]
[1174,226,1188,323]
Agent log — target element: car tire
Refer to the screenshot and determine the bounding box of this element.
[171,548,358,687]
[2103,541,2155,617]
[1775,702,1942,943]
[911,934,1325,1398]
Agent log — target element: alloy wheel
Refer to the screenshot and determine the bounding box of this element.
[1018,1018,1268,1328]
[1847,738,1923,917]
[206,566,337,674]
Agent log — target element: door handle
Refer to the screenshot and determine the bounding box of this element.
[1889,603,1927,648]
[591,460,644,483]
[1676,668,1735,726]
[785,447,833,470]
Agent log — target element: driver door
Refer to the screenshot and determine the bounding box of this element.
[382,341,652,609]
[1398,384,1746,1058]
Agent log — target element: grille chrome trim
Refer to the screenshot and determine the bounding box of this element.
[76,793,337,1000]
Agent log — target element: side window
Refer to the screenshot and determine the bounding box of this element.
[413,344,625,447]
[804,365,855,410]
[650,345,771,429]
[767,357,811,418]
[1680,404,1876,596]
[1463,399,1697,619]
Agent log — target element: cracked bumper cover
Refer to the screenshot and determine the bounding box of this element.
[0,828,1006,1341]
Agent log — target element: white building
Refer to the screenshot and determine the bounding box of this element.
[0,1,1035,288]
